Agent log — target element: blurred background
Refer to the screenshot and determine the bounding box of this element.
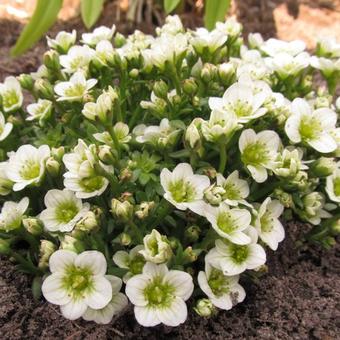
[0,0,340,78]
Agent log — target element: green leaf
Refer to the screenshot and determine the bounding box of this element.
[81,0,105,29]
[164,0,181,13]
[11,0,63,56]
[204,0,231,31]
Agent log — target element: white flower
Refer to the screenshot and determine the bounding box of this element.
[254,198,285,251]
[208,80,270,124]
[216,171,250,207]
[0,76,23,113]
[198,262,245,310]
[59,45,95,73]
[260,38,306,56]
[326,167,340,203]
[300,192,331,225]
[201,110,239,143]
[266,52,310,79]
[47,30,76,52]
[82,275,128,324]
[113,245,146,283]
[285,98,337,153]
[0,111,13,141]
[248,33,264,49]
[26,99,52,123]
[310,56,340,77]
[0,162,13,195]
[125,262,194,327]
[82,25,115,46]
[54,71,97,102]
[139,229,172,264]
[6,144,50,191]
[160,163,210,214]
[215,18,242,39]
[317,37,340,58]
[156,15,184,36]
[205,203,252,245]
[190,27,227,54]
[40,189,90,232]
[239,129,280,183]
[0,197,29,232]
[134,118,181,148]
[206,236,266,276]
[95,40,115,66]
[42,250,112,321]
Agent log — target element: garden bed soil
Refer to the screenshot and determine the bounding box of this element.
[1,1,340,339]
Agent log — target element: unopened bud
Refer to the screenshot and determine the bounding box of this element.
[34,79,54,100]
[75,211,98,232]
[129,68,139,78]
[38,240,56,269]
[310,157,336,177]
[43,50,60,71]
[331,219,340,234]
[111,198,133,222]
[17,74,34,91]
[182,78,198,96]
[60,235,85,253]
[194,298,216,317]
[119,168,133,182]
[201,63,217,83]
[183,246,200,263]
[115,232,132,246]
[114,33,126,48]
[153,80,169,99]
[51,146,65,162]
[98,145,116,164]
[46,157,60,177]
[218,62,235,85]
[135,201,155,220]
[184,225,201,242]
[23,218,43,236]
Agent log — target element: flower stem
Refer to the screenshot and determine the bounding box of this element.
[218,144,227,174]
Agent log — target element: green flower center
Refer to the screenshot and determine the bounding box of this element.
[80,176,105,192]
[223,182,241,200]
[64,83,86,98]
[217,212,237,234]
[62,265,94,299]
[129,256,145,275]
[229,244,249,264]
[2,90,20,109]
[208,268,230,297]
[168,179,196,203]
[144,276,175,308]
[299,116,322,141]
[227,100,253,118]
[260,212,274,233]
[19,160,41,180]
[55,201,79,223]
[242,142,270,166]
[333,177,340,197]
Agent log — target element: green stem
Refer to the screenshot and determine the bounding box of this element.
[107,125,121,158]
[218,144,227,174]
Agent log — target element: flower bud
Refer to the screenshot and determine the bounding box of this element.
[273,189,294,208]
[98,145,116,164]
[119,168,133,182]
[194,298,216,317]
[218,62,235,85]
[75,211,98,232]
[135,201,155,220]
[139,229,172,264]
[204,184,226,205]
[51,146,65,162]
[182,78,198,96]
[114,32,126,48]
[184,225,201,242]
[38,240,56,269]
[34,79,54,100]
[0,238,11,255]
[46,157,60,177]
[153,80,169,99]
[129,68,139,78]
[111,198,133,222]
[202,167,217,179]
[185,118,203,150]
[201,63,217,83]
[43,50,60,71]
[60,235,85,253]
[183,246,200,263]
[310,157,336,177]
[17,74,34,91]
[331,219,340,234]
[22,217,43,236]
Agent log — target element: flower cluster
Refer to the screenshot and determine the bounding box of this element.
[0,16,339,327]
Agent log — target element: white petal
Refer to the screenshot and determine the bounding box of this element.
[49,250,77,273]
[143,262,168,277]
[156,297,187,327]
[134,306,160,327]
[247,165,268,183]
[239,129,257,152]
[164,270,194,301]
[246,244,267,268]
[42,273,71,305]
[75,250,107,276]
[125,275,149,306]
[85,276,112,309]
[60,300,88,320]
[308,134,337,153]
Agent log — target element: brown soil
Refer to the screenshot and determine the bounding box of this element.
[1,1,340,339]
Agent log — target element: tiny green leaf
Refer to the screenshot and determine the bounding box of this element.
[164,0,181,14]
[204,0,231,31]
[11,0,63,57]
[81,0,105,29]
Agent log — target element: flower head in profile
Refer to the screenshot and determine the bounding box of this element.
[216,171,250,207]
[316,37,340,58]
[54,71,97,102]
[40,189,90,232]
[47,30,76,53]
[260,38,306,57]
[0,162,13,195]
[42,250,113,320]
[0,111,13,141]
[0,197,29,232]
[156,15,184,36]
[325,167,340,203]
[82,275,128,324]
[160,163,210,214]
[299,192,331,225]
[215,18,242,40]
[26,99,53,124]
[59,45,95,73]
[205,203,252,245]
[208,80,270,124]
[254,198,285,251]
[198,262,245,310]
[125,262,194,327]
[82,25,116,46]
[113,245,146,283]
[206,232,266,276]
[0,76,23,113]
[190,27,227,55]
[285,98,337,153]
[310,56,340,78]
[239,129,281,183]
[6,144,50,191]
